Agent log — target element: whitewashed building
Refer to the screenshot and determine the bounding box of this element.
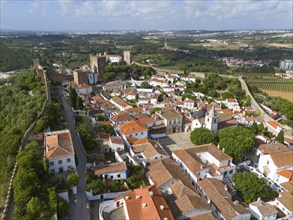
[44,130,76,173]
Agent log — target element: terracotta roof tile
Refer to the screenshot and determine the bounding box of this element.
[118,121,148,135]
[258,143,289,154]
[45,130,74,159]
[277,192,293,212]
[250,200,278,216]
[199,178,249,219]
[115,185,174,220]
[91,162,127,176]
[270,151,293,167]
[111,97,130,108]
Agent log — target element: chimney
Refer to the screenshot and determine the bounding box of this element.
[160,205,164,210]
[257,197,261,202]
[125,196,129,200]
[224,184,228,191]
[136,195,141,199]
[150,191,154,196]
[142,203,147,208]
[234,200,239,205]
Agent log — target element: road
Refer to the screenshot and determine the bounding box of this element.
[58,87,90,220]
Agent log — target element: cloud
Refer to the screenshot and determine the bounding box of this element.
[2,0,292,30]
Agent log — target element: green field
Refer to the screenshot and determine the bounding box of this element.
[248,80,293,92]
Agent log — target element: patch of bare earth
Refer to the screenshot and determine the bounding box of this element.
[262,89,293,102]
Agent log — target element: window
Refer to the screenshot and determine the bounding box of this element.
[141,132,143,134]
[135,133,138,136]
[130,134,132,137]
[267,160,269,165]
[276,178,279,182]
[111,176,113,179]
[59,167,64,172]
[58,160,63,165]
[68,166,72,170]
[50,169,55,173]
[67,158,71,163]
[117,174,121,178]
[49,161,54,166]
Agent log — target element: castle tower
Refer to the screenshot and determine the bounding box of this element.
[90,54,106,76]
[205,106,218,133]
[123,50,132,65]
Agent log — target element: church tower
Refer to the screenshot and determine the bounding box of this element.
[205,106,218,133]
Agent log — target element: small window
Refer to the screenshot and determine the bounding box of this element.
[130,134,132,137]
[111,176,113,179]
[267,161,269,165]
[58,160,63,165]
[50,169,55,173]
[68,166,72,170]
[67,158,71,163]
[49,161,54,166]
[135,133,138,136]
[117,174,121,178]
[276,178,279,182]
[141,132,143,134]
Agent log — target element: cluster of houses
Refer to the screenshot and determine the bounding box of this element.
[43,55,293,220]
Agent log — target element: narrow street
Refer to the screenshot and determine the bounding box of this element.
[58,87,90,220]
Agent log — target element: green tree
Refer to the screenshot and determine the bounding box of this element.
[190,128,215,145]
[76,96,84,110]
[86,179,107,195]
[233,172,278,203]
[250,122,259,134]
[43,102,62,129]
[275,130,284,144]
[102,124,115,135]
[110,180,124,192]
[57,197,69,220]
[48,187,57,214]
[69,87,77,109]
[34,118,48,134]
[218,126,255,162]
[67,173,79,186]
[26,197,42,219]
[140,81,152,88]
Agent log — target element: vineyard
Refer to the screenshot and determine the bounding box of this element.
[247,79,293,93]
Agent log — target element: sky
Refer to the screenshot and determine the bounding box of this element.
[1,0,292,31]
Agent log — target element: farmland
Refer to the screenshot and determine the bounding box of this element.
[248,80,293,93]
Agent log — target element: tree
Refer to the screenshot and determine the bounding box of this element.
[140,81,152,89]
[76,96,84,110]
[275,130,284,144]
[218,126,255,162]
[69,87,77,109]
[233,172,278,203]
[43,102,62,129]
[26,197,42,219]
[67,173,79,186]
[110,180,124,192]
[190,128,215,145]
[57,197,69,220]
[250,122,259,134]
[48,187,57,214]
[102,124,115,135]
[86,179,107,195]
[34,118,48,134]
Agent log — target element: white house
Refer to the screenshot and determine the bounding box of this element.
[117,121,149,150]
[198,178,251,220]
[74,84,93,95]
[109,136,125,151]
[44,130,76,173]
[224,99,240,112]
[172,144,236,185]
[258,150,293,181]
[103,81,124,91]
[129,138,168,167]
[274,192,293,218]
[110,97,132,111]
[266,121,283,136]
[106,55,122,63]
[113,185,174,220]
[249,200,278,220]
[90,162,128,180]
